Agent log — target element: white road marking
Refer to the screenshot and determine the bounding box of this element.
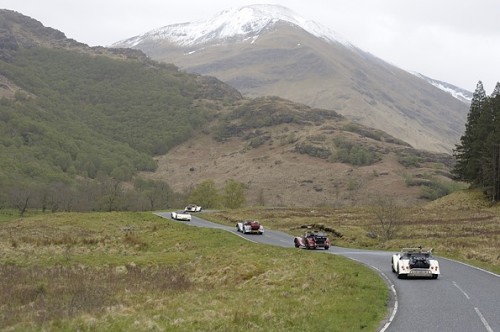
[372,267,398,332]
[474,307,494,332]
[452,281,471,300]
[453,281,494,332]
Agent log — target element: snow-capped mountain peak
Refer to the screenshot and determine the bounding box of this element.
[113,4,350,48]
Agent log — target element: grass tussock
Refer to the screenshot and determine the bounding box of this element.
[0,211,387,331]
[0,264,190,327]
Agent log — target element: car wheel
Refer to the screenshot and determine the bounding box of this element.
[432,274,438,279]
[391,259,396,273]
[324,246,329,250]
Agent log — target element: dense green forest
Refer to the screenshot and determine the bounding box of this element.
[454,81,500,201]
[0,47,239,212]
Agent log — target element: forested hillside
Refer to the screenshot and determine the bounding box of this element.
[0,14,241,212]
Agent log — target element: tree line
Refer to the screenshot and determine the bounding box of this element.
[453,81,500,201]
[1,176,246,216]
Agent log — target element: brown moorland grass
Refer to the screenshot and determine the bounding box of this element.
[0,211,387,331]
[204,190,500,275]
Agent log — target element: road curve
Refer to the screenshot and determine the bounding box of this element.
[155,212,500,332]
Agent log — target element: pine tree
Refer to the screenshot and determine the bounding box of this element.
[476,91,497,188]
[491,82,500,98]
[453,81,487,183]
[454,81,500,201]
[484,93,500,200]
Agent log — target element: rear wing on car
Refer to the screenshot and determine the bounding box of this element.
[400,248,433,255]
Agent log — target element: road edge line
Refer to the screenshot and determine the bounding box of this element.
[343,257,398,332]
[439,257,500,278]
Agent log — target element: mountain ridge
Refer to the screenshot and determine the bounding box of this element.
[113,4,470,154]
[113,4,351,48]
[113,4,470,104]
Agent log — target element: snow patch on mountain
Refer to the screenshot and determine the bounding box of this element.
[413,72,472,104]
[113,4,351,48]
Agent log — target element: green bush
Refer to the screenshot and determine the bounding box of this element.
[419,178,468,200]
[295,143,332,159]
[332,138,376,166]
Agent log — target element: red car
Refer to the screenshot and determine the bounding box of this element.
[294,231,330,250]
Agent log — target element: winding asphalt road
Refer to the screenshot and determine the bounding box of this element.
[155,212,500,332]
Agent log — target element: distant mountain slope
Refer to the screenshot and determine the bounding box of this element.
[113,4,470,154]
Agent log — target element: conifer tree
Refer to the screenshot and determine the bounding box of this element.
[454,81,500,201]
[453,81,487,183]
[484,92,500,200]
[491,82,500,98]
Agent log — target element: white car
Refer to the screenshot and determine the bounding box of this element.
[392,248,440,279]
[236,220,264,234]
[171,211,191,221]
[184,204,202,212]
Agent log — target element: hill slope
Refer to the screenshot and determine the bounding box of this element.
[141,97,456,207]
[0,9,458,209]
[114,4,469,154]
[0,9,240,203]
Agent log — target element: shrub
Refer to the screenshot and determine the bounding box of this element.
[332,138,376,166]
[295,143,331,159]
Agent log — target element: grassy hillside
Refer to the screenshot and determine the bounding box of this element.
[0,211,387,331]
[144,96,462,207]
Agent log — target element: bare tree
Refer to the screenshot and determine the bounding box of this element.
[371,196,405,242]
[99,178,122,212]
[9,186,32,216]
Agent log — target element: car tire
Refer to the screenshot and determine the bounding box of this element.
[324,246,329,250]
[432,274,438,279]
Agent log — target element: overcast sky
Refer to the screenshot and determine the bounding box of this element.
[3,0,499,93]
